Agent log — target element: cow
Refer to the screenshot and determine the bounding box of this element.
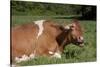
[11,19,84,63]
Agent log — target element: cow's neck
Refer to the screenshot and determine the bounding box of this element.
[56,30,72,51]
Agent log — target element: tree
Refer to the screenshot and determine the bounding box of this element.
[81,5,96,20]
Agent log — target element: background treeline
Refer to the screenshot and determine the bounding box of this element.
[11,1,96,20]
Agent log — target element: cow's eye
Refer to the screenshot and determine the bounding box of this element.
[70,25,74,28]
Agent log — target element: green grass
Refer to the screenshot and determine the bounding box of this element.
[11,15,80,26]
[11,16,96,66]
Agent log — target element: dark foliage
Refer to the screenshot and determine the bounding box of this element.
[11,1,96,20]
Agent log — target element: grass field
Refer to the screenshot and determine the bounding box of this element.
[11,16,96,66]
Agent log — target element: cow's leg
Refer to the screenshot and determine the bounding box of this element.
[15,52,36,63]
[50,50,61,58]
[47,41,62,58]
[13,48,36,63]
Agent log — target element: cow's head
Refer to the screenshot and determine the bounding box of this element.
[65,20,84,47]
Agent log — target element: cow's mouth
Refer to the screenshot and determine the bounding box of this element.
[79,43,84,47]
[73,41,84,47]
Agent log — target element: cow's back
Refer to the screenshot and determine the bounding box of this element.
[11,21,62,63]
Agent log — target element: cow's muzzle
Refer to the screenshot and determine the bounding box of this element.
[77,36,84,47]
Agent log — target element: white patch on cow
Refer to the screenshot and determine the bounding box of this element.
[15,52,36,63]
[34,20,45,39]
[15,55,29,63]
[15,57,20,63]
[49,51,54,55]
[52,52,61,58]
[29,53,35,59]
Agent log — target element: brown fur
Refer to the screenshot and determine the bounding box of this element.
[11,20,83,62]
[11,21,61,62]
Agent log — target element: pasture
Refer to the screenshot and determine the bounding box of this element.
[11,16,96,66]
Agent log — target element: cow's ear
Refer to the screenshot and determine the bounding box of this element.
[65,23,76,30]
[65,24,73,30]
[65,25,70,30]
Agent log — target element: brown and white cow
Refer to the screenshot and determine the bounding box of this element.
[11,19,84,63]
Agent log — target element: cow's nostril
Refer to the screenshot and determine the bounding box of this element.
[79,36,84,40]
[78,36,84,43]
